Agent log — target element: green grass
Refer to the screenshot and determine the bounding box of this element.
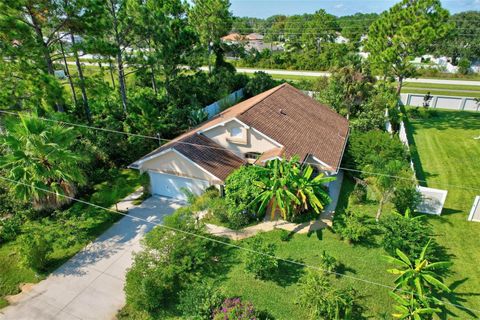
[0,169,145,308]
[406,109,480,319]
[401,88,480,98]
[403,82,480,91]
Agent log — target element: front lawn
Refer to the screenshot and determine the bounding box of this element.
[0,169,145,307]
[406,109,480,319]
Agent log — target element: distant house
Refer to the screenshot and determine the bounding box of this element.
[221,33,245,44]
[131,84,349,200]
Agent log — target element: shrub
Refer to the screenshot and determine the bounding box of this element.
[18,229,53,272]
[125,210,216,313]
[333,210,371,244]
[243,236,278,279]
[208,197,230,223]
[244,71,276,97]
[0,215,22,243]
[319,250,338,274]
[178,281,225,320]
[349,183,367,205]
[212,298,257,320]
[224,165,266,225]
[297,270,357,320]
[345,130,408,173]
[391,183,421,214]
[380,211,436,260]
[458,57,471,75]
[226,210,251,230]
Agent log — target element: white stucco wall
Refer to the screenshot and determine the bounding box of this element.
[202,119,279,156]
[140,150,214,181]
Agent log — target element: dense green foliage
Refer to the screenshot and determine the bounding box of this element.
[124,210,217,314]
[333,210,372,244]
[244,71,276,97]
[178,281,225,320]
[380,211,434,260]
[243,236,278,279]
[365,0,452,93]
[224,165,265,225]
[297,269,357,319]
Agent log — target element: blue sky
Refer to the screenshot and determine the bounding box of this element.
[230,0,480,18]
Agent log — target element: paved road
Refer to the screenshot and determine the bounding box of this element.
[0,196,183,320]
[67,61,480,86]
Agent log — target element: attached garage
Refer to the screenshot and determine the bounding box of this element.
[148,171,211,201]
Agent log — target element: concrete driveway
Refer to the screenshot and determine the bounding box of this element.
[0,196,183,320]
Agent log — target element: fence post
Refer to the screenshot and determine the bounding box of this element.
[431,96,438,109]
[406,94,412,106]
[459,98,467,111]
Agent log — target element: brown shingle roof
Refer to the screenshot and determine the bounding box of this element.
[237,83,349,170]
[133,83,348,177]
[134,133,245,182]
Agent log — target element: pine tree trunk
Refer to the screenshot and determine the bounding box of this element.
[28,8,64,112]
[70,33,91,123]
[60,41,78,107]
[108,59,116,88]
[116,51,128,113]
[375,198,385,222]
[396,76,404,95]
[150,65,158,95]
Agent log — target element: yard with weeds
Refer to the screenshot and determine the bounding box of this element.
[405,109,480,319]
[0,169,145,308]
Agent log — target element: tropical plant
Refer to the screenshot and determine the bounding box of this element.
[297,269,357,320]
[381,210,435,260]
[386,240,452,319]
[319,250,338,274]
[389,291,441,320]
[252,157,334,221]
[0,114,87,210]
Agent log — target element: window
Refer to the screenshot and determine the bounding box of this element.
[230,127,242,137]
[245,152,261,160]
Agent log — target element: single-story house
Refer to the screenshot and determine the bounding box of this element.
[130,83,349,200]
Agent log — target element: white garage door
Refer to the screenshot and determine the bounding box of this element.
[149,172,211,200]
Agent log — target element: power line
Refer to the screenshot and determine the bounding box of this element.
[0,174,478,315]
[2,109,480,193]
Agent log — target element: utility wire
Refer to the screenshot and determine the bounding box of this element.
[0,174,478,315]
[2,109,480,193]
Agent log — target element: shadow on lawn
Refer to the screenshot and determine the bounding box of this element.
[271,258,305,287]
[409,110,480,132]
[440,278,480,319]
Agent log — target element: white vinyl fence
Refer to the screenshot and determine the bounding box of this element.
[385,109,448,215]
[468,196,480,222]
[204,88,244,118]
[400,93,480,111]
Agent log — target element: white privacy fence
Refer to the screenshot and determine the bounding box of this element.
[400,93,480,111]
[385,109,448,215]
[468,196,480,222]
[203,88,244,118]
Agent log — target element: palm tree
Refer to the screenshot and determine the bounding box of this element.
[386,240,452,319]
[0,114,87,210]
[252,157,335,220]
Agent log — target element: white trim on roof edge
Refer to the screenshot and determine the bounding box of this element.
[198,117,284,148]
[310,156,334,172]
[197,118,249,133]
[131,148,173,167]
[171,149,223,182]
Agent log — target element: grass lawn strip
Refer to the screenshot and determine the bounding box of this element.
[406,109,480,319]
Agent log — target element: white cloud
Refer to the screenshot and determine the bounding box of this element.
[334,3,344,9]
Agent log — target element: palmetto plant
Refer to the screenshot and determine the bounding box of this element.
[386,240,452,320]
[252,156,335,220]
[0,114,87,210]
